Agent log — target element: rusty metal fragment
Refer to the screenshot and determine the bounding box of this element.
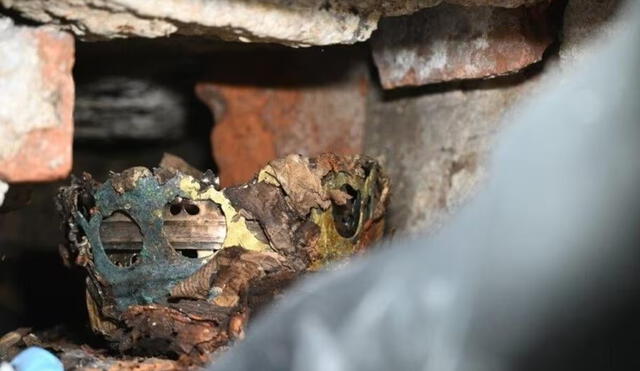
[56,153,389,362]
[371,2,558,89]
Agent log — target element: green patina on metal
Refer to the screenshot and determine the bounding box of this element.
[75,173,208,312]
[74,167,272,313]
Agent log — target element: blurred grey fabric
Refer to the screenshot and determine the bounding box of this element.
[210,2,640,370]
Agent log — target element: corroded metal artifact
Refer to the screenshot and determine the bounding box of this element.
[56,153,389,360]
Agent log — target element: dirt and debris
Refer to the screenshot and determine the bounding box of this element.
[0,327,201,370]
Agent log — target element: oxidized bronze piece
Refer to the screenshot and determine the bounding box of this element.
[56,153,389,361]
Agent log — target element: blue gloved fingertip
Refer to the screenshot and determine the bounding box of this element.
[11,347,63,371]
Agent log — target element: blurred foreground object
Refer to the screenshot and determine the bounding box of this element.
[55,154,388,363]
[209,1,640,371]
[10,347,62,371]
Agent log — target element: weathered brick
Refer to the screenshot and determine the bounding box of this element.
[196,51,367,187]
[371,3,557,89]
[0,19,75,182]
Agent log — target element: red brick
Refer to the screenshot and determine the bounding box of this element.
[196,67,367,187]
[0,24,74,183]
[371,3,557,89]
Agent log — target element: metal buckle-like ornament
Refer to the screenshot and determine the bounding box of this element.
[57,154,389,360]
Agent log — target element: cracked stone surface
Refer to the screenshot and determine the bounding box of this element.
[1,0,547,46]
[0,18,74,183]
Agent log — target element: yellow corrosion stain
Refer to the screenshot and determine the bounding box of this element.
[309,173,364,270]
[310,208,356,271]
[179,177,269,252]
[308,166,382,270]
[257,165,280,186]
